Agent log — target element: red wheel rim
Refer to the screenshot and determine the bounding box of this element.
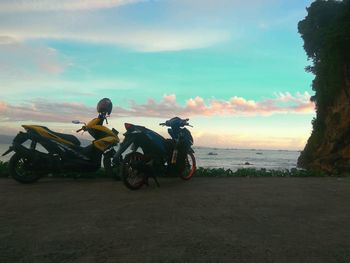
[181,152,196,180]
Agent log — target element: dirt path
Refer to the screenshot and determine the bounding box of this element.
[1,177,350,263]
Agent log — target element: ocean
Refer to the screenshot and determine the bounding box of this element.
[193,147,300,171]
[0,143,300,171]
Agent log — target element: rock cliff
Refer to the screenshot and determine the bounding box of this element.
[297,0,350,174]
[298,85,350,174]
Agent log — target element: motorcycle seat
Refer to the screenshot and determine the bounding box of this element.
[41,127,81,146]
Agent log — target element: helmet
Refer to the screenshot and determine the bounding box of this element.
[97,98,113,115]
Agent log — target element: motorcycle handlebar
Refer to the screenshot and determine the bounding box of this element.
[76,126,86,133]
[160,122,193,128]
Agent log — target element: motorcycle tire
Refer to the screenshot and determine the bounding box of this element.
[180,152,196,181]
[121,152,146,190]
[9,153,42,184]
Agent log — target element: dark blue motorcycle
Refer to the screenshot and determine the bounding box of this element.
[113,117,196,190]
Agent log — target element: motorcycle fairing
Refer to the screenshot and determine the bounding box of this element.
[86,118,120,142]
[129,125,167,155]
[168,127,193,144]
[87,118,103,127]
[165,117,186,127]
[145,131,167,154]
[22,125,80,146]
[180,128,194,145]
[13,129,103,171]
[93,136,119,152]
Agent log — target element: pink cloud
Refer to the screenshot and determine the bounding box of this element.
[0,102,7,111]
[0,92,315,123]
[125,92,314,117]
[0,100,95,123]
[163,94,176,104]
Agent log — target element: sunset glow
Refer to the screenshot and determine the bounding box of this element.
[0,0,314,150]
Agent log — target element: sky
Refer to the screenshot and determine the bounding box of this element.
[0,0,315,150]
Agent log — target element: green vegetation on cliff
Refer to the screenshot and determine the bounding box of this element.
[298,0,350,168]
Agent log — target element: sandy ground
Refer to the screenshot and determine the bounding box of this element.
[1,177,350,263]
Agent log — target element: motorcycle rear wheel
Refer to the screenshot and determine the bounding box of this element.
[121,152,146,190]
[180,152,196,181]
[9,153,42,184]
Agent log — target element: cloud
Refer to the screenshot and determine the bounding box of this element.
[167,0,278,16]
[0,92,314,123]
[1,26,230,52]
[0,0,232,52]
[0,36,68,80]
[121,92,314,118]
[0,0,289,52]
[0,100,96,123]
[115,29,230,52]
[0,0,144,12]
[0,35,17,44]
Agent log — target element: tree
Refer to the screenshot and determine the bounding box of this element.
[298,0,350,168]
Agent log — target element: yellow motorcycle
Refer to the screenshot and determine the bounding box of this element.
[2,98,119,183]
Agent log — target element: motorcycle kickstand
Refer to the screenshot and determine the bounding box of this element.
[146,173,160,187]
[145,160,160,187]
[144,177,149,186]
[144,175,159,187]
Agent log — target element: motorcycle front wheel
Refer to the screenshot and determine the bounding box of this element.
[103,156,115,179]
[9,153,42,184]
[180,152,196,181]
[103,148,120,180]
[121,152,147,190]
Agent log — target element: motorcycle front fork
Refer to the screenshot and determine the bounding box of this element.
[112,140,132,165]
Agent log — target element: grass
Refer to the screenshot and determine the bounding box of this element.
[0,161,330,178]
[195,167,327,177]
